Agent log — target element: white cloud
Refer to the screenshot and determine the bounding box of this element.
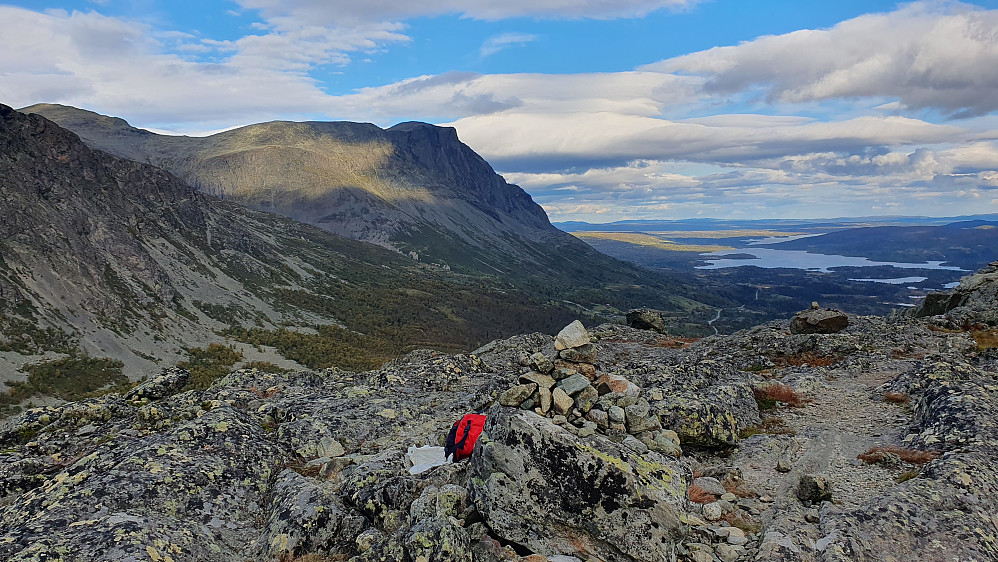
[446,112,966,169]
[648,1,998,117]
[322,71,698,121]
[3,2,997,221]
[0,6,404,127]
[479,32,539,58]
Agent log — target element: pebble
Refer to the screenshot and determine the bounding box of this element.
[715,544,742,562]
[805,508,821,523]
[726,527,747,546]
[702,502,723,521]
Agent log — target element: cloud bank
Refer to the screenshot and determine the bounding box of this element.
[2,1,996,220]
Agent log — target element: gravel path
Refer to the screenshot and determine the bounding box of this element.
[725,361,915,560]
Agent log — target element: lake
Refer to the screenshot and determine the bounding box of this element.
[697,248,966,273]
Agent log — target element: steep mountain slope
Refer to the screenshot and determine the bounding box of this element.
[0,104,599,379]
[20,104,600,277]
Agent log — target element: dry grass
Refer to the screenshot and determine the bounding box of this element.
[857,446,940,465]
[721,510,762,535]
[883,392,910,405]
[572,231,736,253]
[688,483,716,504]
[971,328,998,351]
[753,384,810,409]
[739,415,796,438]
[654,337,700,348]
[246,385,279,399]
[721,477,757,499]
[770,352,838,368]
[644,230,804,239]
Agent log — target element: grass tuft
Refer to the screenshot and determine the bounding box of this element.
[770,352,838,368]
[883,392,910,404]
[971,328,998,351]
[753,384,809,409]
[857,446,940,465]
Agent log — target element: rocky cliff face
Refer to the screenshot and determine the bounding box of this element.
[19,104,596,277]
[2,264,995,561]
[0,104,592,378]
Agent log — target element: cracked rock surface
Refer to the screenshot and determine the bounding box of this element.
[1,263,996,562]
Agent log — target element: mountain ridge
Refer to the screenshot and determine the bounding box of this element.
[19,103,575,276]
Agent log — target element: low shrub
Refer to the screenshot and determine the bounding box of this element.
[857,446,940,465]
[739,415,796,438]
[971,328,998,351]
[179,343,243,391]
[883,392,910,404]
[753,384,809,409]
[687,483,716,504]
[770,352,838,368]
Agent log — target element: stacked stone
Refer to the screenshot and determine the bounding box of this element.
[498,320,682,457]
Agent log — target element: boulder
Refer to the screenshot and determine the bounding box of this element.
[499,383,537,407]
[595,374,640,397]
[538,387,553,414]
[530,352,554,374]
[470,407,687,562]
[552,388,574,416]
[256,470,367,559]
[790,308,849,334]
[625,309,667,333]
[557,374,592,396]
[796,474,833,504]
[652,386,759,449]
[559,344,597,364]
[555,320,590,351]
[404,518,473,562]
[124,368,190,402]
[520,371,556,389]
[574,385,599,413]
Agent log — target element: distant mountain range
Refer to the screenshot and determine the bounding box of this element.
[556,215,998,233]
[22,103,599,278]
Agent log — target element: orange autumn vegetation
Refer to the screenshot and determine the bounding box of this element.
[883,392,910,404]
[688,483,717,504]
[754,383,810,408]
[857,446,940,465]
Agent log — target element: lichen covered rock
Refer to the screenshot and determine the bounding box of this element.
[469,406,688,562]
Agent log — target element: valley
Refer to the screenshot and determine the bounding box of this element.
[562,218,998,332]
[0,104,738,415]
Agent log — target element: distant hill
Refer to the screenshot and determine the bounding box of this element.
[556,216,998,233]
[21,104,613,280]
[763,221,998,270]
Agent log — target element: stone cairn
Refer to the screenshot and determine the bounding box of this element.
[498,320,682,457]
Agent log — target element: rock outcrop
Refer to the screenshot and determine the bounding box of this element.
[2,276,998,562]
[789,304,849,334]
[914,259,998,327]
[626,308,668,333]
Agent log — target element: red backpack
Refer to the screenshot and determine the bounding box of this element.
[445,413,487,461]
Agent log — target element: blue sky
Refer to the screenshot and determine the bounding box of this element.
[3,0,998,221]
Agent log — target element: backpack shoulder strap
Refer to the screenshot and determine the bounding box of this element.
[455,416,475,450]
